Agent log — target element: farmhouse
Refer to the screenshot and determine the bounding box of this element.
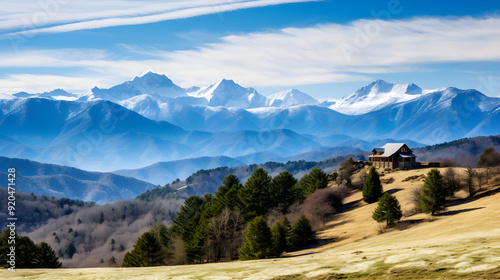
[368,143,417,169]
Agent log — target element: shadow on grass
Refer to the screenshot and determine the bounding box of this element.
[386,188,404,195]
[448,185,500,207]
[437,207,485,216]
[338,199,362,213]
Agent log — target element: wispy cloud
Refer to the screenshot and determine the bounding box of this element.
[1,15,500,94]
[1,0,315,36]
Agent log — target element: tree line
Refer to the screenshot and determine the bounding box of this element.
[0,229,61,268]
[123,167,336,266]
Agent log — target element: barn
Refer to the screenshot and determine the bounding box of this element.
[368,143,417,169]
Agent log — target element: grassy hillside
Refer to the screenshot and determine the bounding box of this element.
[3,167,499,279]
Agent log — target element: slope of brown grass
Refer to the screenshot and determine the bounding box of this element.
[1,168,499,279]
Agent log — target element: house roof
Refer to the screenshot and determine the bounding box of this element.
[400,154,416,158]
[369,143,408,158]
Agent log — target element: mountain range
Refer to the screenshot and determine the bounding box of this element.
[1,73,499,174]
[0,156,157,203]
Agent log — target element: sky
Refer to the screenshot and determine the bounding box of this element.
[1,0,500,99]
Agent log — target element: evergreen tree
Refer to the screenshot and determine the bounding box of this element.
[420,169,447,215]
[239,216,272,260]
[288,215,315,248]
[122,231,165,267]
[238,168,272,220]
[362,167,383,203]
[295,168,328,202]
[269,171,297,213]
[372,193,402,226]
[17,236,39,268]
[122,251,141,267]
[36,242,62,268]
[477,147,500,167]
[151,222,174,261]
[0,229,11,268]
[270,221,288,257]
[215,174,244,210]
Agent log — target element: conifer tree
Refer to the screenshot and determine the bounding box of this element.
[17,236,39,268]
[238,168,272,220]
[123,231,165,267]
[270,221,288,257]
[239,216,272,260]
[269,171,298,213]
[288,215,315,248]
[215,174,243,210]
[372,193,402,226]
[295,168,328,202]
[419,169,447,215]
[362,167,383,203]
[36,242,62,268]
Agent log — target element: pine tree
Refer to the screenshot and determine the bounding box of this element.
[420,169,447,215]
[269,171,298,213]
[288,215,315,248]
[215,174,243,210]
[270,221,288,257]
[295,168,328,202]
[36,242,62,268]
[122,251,141,267]
[239,216,272,260]
[372,193,402,226]
[17,236,39,268]
[0,229,11,268]
[151,222,174,262]
[238,168,272,220]
[122,231,165,267]
[362,167,383,203]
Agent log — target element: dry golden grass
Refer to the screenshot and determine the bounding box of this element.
[2,168,499,279]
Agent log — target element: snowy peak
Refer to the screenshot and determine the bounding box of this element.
[11,88,76,100]
[330,80,426,115]
[189,79,267,108]
[405,83,423,95]
[267,89,319,107]
[131,71,175,88]
[86,72,186,102]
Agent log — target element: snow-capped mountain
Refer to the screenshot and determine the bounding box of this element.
[11,88,77,101]
[187,79,267,108]
[0,93,15,100]
[267,89,319,107]
[81,72,186,102]
[2,75,500,173]
[330,80,428,115]
[0,98,330,171]
[331,87,500,144]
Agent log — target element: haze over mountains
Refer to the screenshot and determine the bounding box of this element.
[1,73,499,174]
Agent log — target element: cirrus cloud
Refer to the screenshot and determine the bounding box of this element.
[1,15,500,94]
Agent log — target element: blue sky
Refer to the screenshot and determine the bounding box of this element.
[1,0,500,99]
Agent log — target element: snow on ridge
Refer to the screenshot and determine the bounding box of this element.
[329,80,430,115]
[267,88,319,107]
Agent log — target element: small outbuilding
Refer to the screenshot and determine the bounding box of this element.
[368,143,417,169]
